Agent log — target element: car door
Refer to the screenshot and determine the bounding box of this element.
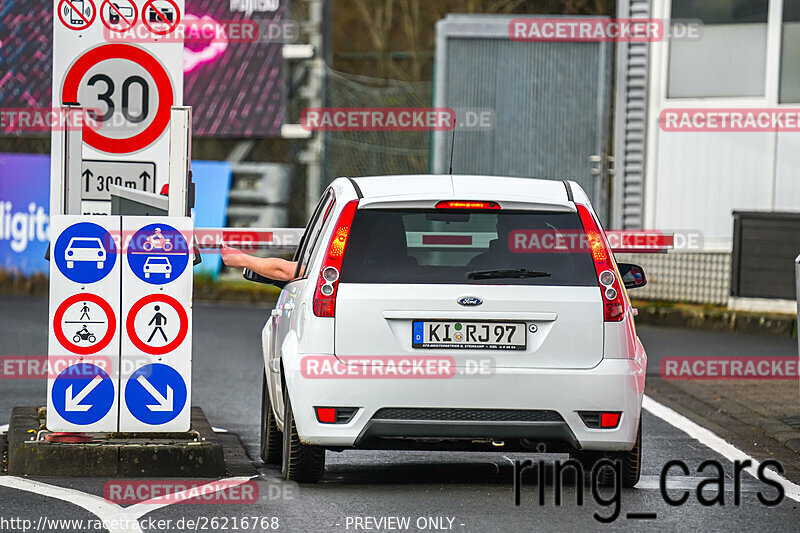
[269,189,335,422]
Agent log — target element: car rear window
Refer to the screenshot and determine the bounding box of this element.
[339,208,598,286]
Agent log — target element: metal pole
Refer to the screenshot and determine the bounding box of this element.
[796,254,799,362]
[61,105,83,216]
[305,0,325,218]
[168,107,192,217]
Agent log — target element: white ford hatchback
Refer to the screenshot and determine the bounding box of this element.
[252,175,648,485]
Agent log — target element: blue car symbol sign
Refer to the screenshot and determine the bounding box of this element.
[458,296,482,307]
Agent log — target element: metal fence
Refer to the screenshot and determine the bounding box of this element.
[615,252,731,306]
[322,68,432,183]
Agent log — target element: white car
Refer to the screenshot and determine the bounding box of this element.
[144,256,172,279]
[65,237,106,269]
[253,175,648,485]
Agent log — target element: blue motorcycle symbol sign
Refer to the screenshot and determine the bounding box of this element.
[127,224,189,285]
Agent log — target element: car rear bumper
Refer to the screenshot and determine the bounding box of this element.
[283,356,645,451]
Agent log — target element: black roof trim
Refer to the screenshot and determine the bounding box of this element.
[562,180,574,202]
[347,177,364,199]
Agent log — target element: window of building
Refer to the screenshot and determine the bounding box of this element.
[668,0,769,98]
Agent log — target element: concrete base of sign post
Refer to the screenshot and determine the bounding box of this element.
[7,406,237,478]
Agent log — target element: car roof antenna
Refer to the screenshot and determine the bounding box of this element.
[448,123,457,175]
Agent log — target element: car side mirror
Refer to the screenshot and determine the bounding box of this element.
[243,268,288,289]
[617,263,647,289]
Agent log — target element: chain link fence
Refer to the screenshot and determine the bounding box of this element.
[322,68,433,184]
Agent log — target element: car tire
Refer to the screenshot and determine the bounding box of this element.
[576,419,642,489]
[97,262,103,269]
[67,261,73,269]
[281,391,325,483]
[145,272,150,278]
[260,373,282,465]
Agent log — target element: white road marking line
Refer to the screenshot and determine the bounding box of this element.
[643,394,800,503]
[0,475,256,533]
[211,426,229,433]
[0,477,140,533]
[125,476,254,515]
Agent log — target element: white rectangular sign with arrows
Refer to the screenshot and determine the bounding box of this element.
[82,160,157,201]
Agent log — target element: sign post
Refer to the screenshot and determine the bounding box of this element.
[47,0,191,433]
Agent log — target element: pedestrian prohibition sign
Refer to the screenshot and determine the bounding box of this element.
[126,294,188,355]
[52,363,115,425]
[125,363,187,425]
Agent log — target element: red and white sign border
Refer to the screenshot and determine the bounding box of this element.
[53,293,117,355]
[126,293,188,355]
[61,43,175,154]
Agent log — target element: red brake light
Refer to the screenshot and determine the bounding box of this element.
[435,201,500,209]
[576,204,627,322]
[313,200,358,317]
[600,412,621,428]
[316,407,337,424]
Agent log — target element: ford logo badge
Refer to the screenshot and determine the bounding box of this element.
[458,296,482,307]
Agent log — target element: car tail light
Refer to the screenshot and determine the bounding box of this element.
[313,200,358,317]
[578,411,621,429]
[315,406,359,424]
[315,407,336,423]
[576,204,627,322]
[435,201,500,209]
[600,412,621,428]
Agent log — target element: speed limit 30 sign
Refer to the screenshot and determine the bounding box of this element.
[50,0,184,215]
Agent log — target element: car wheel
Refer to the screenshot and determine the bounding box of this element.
[260,373,282,465]
[595,420,642,488]
[165,273,170,279]
[145,272,150,278]
[67,261,73,269]
[281,390,325,483]
[97,261,103,269]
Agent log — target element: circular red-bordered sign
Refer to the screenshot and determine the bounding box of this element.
[62,43,174,154]
[142,0,181,36]
[53,293,117,355]
[127,294,188,355]
[100,0,138,32]
[58,0,97,31]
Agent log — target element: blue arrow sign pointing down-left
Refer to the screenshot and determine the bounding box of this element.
[52,364,115,425]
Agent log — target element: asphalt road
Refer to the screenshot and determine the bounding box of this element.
[1,295,798,532]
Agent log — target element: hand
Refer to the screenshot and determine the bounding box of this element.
[221,244,250,269]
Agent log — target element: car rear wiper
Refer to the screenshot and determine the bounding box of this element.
[465,268,552,280]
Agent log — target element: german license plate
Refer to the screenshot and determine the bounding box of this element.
[412,321,526,350]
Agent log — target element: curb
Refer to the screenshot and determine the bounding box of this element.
[633,301,797,338]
